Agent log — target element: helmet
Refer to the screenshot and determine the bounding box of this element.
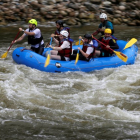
[56,20,64,26]
[60,30,69,38]
[84,34,92,40]
[99,13,107,20]
[28,19,37,26]
[104,28,112,34]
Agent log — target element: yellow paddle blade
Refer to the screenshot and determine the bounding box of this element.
[123,38,137,50]
[1,51,8,59]
[75,53,79,65]
[44,54,50,67]
[75,40,83,45]
[114,50,128,62]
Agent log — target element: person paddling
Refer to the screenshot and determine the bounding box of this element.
[55,20,70,37]
[46,30,72,61]
[95,28,119,57]
[71,34,96,61]
[92,13,115,36]
[48,20,73,47]
[12,19,45,55]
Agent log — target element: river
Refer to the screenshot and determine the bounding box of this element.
[0,24,140,139]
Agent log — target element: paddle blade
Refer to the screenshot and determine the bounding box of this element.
[44,54,50,67]
[123,38,137,50]
[75,53,79,65]
[1,51,8,59]
[75,40,83,45]
[114,51,128,62]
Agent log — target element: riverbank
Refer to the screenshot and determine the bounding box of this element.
[0,0,140,26]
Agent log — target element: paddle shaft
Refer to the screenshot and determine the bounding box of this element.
[92,36,114,52]
[92,36,128,59]
[7,31,20,51]
[77,39,81,52]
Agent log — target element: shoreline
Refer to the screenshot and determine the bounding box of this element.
[0,0,140,26]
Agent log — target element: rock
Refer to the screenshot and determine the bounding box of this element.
[122,18,129,23]
[81,19,90,24]
[40,5,54,12]
[119,6,126,11]
[84,2,98,11]
[113,18,121,24]
[46,14,53,19]
[88,13,94,19]
[129,12,136,18]
[0,19,6,25]
[47,0,56,5]
[136,20,140,25]
[90,0,101,4]
[30,1,42,9]
[115,10,122,14]
[103,7,114,14]
[79,12,88,19]
[119,2,126,6]
[69,11,76,17]
[59,10,68,16]
[127,21,137,26]
[67,3,80,10]
[114,14,121,18]
[55,0,63,2]
[102,1,112,7]
[65,18,77,25]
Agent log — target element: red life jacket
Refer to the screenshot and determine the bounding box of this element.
[58,39,72,58]
[82,41,95,59]
[100,36,113,54]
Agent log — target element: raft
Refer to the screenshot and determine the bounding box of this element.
[12,40,138,73]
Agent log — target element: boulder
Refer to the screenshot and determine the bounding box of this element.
[119,5,126,11]
[65,18,77,25]
[113,18,121,24]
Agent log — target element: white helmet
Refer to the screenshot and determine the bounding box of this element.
[60,30,69,38]
[100,13,107,20]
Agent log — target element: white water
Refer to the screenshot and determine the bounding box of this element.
[0,25,140,139]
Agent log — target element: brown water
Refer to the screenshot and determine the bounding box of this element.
[0,24,140,140]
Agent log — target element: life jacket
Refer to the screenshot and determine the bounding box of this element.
[58,39,72,58]
[28,28,43,45]
[100,36,113,54]
[82,41,95,59]
[55,27,70,37]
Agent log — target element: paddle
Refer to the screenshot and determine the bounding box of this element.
[44,37,52,67]
[123,38,137,50]
[92,36,128,62]
[1,31,20,58]
[75,39,81,65]
[75,40,83,45]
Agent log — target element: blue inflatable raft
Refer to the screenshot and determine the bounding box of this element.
[12,40,138,73]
